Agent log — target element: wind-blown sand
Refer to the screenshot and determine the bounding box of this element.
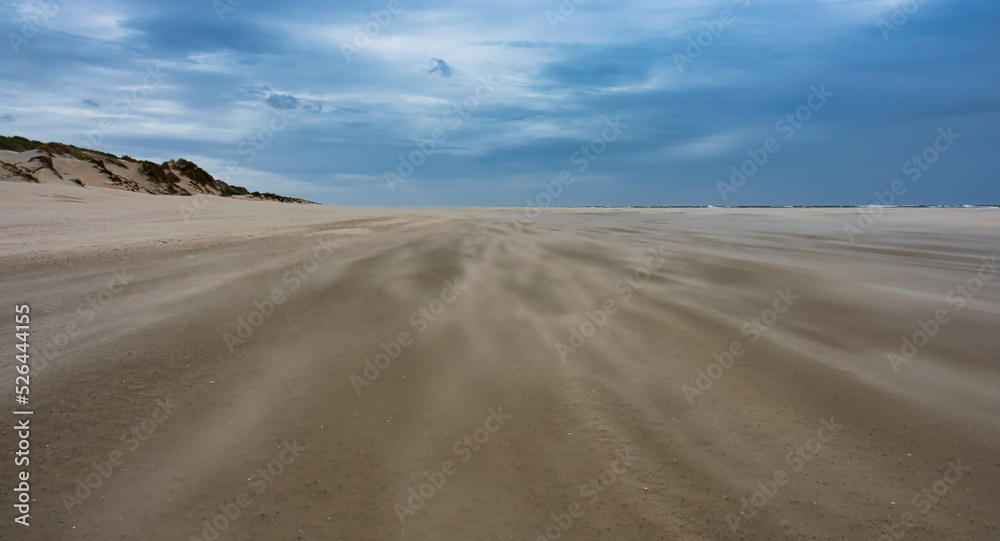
[1,181,998,540]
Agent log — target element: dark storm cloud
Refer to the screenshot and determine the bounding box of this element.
[428,58,454,78]
[266,93,300,110]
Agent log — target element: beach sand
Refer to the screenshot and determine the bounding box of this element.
[1,180,998,540]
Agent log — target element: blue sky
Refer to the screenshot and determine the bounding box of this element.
[1,0,998,206]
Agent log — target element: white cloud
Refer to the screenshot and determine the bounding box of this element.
[13,1,137,41]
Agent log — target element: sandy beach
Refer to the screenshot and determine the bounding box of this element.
[1,181,998,540]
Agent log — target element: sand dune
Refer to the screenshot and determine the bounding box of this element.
[0,138,310,203]
[1,182,998,540]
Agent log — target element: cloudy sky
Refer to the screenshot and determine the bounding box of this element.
[2,0,998,206]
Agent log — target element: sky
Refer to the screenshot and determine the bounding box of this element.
[1,0,998,206]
